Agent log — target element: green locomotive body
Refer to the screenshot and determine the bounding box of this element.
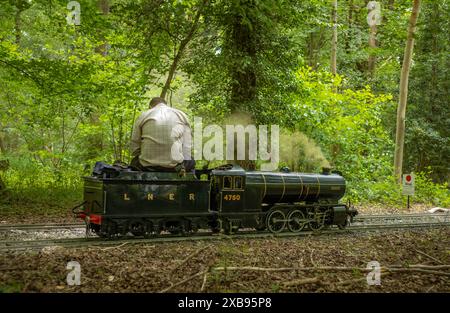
[76,165,357,237]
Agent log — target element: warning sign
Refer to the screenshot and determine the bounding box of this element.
[402,173,415,196]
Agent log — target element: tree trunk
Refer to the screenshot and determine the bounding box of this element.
[14,0,30,45]
[307,32,314,67]
[0,159,9,196]
[345,0,353,52]
[393,0,421,182]
[229,8,257,111]
[14,7,21,45]
[95,0,110,56]
[0,120,5,155]
[227,0,258,170]
[388,0,395,11]
[0,133,6,154]
[368,24,377,77]
[160,0,206,100]
[331,0,338,76]
[85,0,109,162]
[429,2,439,116]
[367,1,381,77]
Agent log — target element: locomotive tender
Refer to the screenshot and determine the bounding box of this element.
[75,164,357,237]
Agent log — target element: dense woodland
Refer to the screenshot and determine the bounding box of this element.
[0,0,448,209]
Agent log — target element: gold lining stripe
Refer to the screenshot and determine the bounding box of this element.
[297,174,304,201]
[316,176,321,198]
[245,182,345,186]
[261,173,267,199]
[279,175,286,202]
[305,184,310,199]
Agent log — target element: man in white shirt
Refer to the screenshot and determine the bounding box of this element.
[130,97,194,172]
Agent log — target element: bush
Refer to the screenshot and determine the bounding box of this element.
[414,171,450,207]
[0,155,82,208]
[346,172,450,207]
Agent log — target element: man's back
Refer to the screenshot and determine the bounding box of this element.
[131,102,191,169]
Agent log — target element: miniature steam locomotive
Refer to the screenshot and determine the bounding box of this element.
[74,164,357,237]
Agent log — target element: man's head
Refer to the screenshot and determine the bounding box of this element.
[149,97,167,108]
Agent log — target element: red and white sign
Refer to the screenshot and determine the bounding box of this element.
[402,173,415,195]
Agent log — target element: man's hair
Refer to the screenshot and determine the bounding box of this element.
[149,97,167,108]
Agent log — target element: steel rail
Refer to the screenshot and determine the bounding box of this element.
[0,223,84,232]
[0,212,448,233]
[354,212,449,221]
[1,220,449,252]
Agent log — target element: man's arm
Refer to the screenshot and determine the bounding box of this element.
[177,111,192,161]
[130,114,143,157]
[181,122,193,160]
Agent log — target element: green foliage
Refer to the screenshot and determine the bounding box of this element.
[0,0,448,212]
[292,67,394,179]
[346,172,450,207]
[405,1,450,183]
[290,67,449,207]
[1,155,82,207]
[0,281,24,293]
[414,171,450,207]
[186,0,302,125]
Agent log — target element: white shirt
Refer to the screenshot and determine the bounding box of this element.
[131,103,192,168]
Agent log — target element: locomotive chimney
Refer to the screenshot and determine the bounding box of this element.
[322,167,331,175]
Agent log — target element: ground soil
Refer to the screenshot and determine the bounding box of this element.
[0,228,448,293]
[0,203,78,224]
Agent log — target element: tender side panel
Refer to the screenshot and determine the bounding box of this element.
[104,180,210,217]
[83,178,104,215]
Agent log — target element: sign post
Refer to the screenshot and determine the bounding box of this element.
[402,173,415,209]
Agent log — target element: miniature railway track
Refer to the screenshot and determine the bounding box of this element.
[353,212,450,226]
[1,212,449,252]
[354,212,450,221]
[0,212,447,233]
[0,223,84,232]
[0,212,448,234]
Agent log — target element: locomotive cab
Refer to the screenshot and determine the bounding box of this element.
[210,166,246,213]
